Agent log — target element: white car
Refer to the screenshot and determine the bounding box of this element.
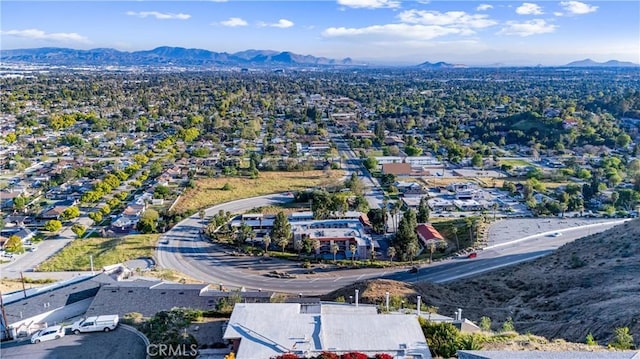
[31,325,65,344]
[551,232,563,237]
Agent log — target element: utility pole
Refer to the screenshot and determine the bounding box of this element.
[90,255,94,275]
[20,272,27,299]
[0,291,12,340]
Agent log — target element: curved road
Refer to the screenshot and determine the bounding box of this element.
[156,194,629,295]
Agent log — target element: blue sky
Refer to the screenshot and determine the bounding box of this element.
[1,0,638,65]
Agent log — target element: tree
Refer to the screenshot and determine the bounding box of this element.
[13,195,27,211]
[5,235,24,253]
[88,211,103,224]
[71,224,86,238]
[263,234,271,252]
[471,153,483,168]
[451,226,460,251]
[406,241,419,264]
[420,320,462,359]
[312,239,321,259]
[428,242,436,263]
[349,243,357,263]
[61,206,80,221]
[138,209,159,233]
[44,220,63,232]
[479,316,492,332]
[331,243,339,263]
[501,317,515,332]
[386,246,396,262]
[585,333,597,346]
[417,196,430,223]
[394,208,418,261]
[367,208,386,234]
[294,239,304,257]
[199,209,206,223]
[610,327,634,350]
[271,212,291,253]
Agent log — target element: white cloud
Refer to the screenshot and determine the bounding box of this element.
[498,19,556,36]
[476,4,493,11]
[516,3,544,15]
[125,11,190,20]
[322,23,470,40]
[259,19,295,28]
[220,17,247,27]
[559,1,598,15]
[398,10,497,28]
[553,11,564,16]
[336,0,400,9]
[0,28,90,43]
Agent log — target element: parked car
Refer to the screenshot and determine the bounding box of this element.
[408,266,419,273]
[1,252,15,259]
[550,232,562,237]
[467,252,478,259]
[71,315,119,334]
[31,325,65,344]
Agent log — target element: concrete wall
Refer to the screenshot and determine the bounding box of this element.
[10,297,93,338]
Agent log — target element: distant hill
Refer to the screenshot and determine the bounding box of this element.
[326,219,640,345]
[564,58,639,67]
[0,47,360,67]
[417,60,467,69]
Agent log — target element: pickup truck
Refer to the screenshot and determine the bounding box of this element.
[71,315,119,334]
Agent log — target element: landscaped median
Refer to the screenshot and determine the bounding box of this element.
[172,170,344,214]
[37,234,160,271]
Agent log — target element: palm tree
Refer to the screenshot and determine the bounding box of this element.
[263,234,271,253]
[428,242,436,263]
[331,243,339,263]
[492,203,498,221]
[349,243,357,264]
[451,226,460,251]
[312,239,321,260]
[406,241,419,265]
[387,246,396,262]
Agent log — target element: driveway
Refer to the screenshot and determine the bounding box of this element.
[0,326,147,359]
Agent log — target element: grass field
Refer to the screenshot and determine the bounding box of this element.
[499,159,532,167]
[38,234,160,271]
[173,170,344,213]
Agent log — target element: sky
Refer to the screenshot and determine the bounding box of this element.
[1,0,639,66]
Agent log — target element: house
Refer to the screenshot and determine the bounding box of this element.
[416,223,446,247]
[39,206,67,220]
[223,302,432,359]
[383,163,412,176]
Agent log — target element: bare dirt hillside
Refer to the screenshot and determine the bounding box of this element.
[325,219,640,345]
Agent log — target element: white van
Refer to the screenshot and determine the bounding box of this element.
[71,315,119,334]
[31,325,65,344]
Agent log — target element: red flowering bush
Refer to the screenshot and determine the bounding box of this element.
[317,352,340,359]
[340,352,368,359]
[374,354,394,359]
[272,354,300,359]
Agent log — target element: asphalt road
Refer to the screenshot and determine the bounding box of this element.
[0,326,147,359]
[156,193,629,295]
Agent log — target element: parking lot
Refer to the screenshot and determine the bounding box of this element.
[0,326,147,359]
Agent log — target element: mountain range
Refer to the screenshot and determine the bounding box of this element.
[564,58,639,67]
[0,47,357,68]
[0,47,638,68]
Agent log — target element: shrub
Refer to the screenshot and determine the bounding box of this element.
[501,317,516,333]
[479,316,492,331]
[374,354,393,359]
[340,353,368,359]
[222,183,233,191]
[317,353,339,359]
[586,333,597,346]
[609,327,635,350]
[271,354,300,359]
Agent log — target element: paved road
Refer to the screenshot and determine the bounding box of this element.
[0,326,147,359]
[0,216,92,279]
[156,192,629,295]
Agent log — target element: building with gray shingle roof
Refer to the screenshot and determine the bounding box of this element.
[85,279,273,317]
[224,302,432,359]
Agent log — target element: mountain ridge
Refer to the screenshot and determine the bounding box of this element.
[1,47,638,68]
[0,46,359,67]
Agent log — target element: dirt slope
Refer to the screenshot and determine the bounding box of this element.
[326,219,640,345]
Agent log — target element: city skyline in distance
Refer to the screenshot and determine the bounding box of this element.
[1,0,639,66]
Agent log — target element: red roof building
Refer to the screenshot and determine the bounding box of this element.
[416,223,446,246]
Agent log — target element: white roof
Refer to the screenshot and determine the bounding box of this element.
[224,302,431,359]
